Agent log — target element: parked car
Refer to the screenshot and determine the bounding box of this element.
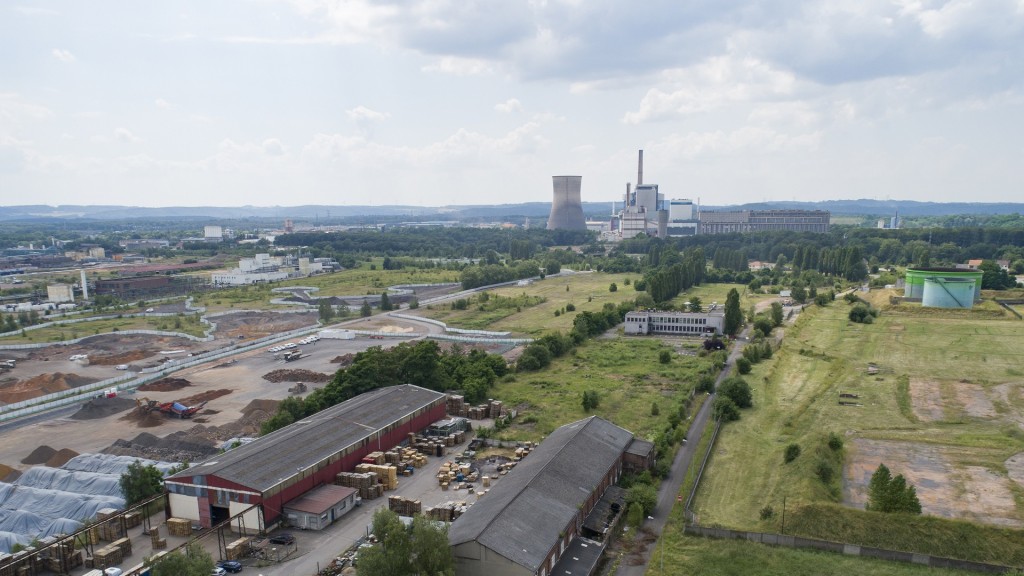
[216,560,243,573]
[268,532,295,545]
[115,364,129,370]
[211,568,227,576]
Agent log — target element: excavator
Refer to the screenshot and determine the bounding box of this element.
[135,397,208,418]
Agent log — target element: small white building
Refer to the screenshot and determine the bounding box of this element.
[282,485,358,531]
[204,225,223,241]
[624,310,725,336]
[47,284,75,303]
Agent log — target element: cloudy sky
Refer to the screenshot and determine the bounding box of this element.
[2,1,1022,208]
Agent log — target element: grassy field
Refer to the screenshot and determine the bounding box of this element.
[0,313,207,343]
[415,273,749,337]
[193,262,459,312]
[689,288,1024,556]
[489,336,715,442]
[644,534,985,576]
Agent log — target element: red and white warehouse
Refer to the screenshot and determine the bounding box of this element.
[164,384,447,529]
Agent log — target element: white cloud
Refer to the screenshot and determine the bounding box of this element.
[421,56,494,76]
[345,106,389,122]
[114,127,142,144]
[494,98,523,114]
[154,98,171,109]
[51,49,76,63]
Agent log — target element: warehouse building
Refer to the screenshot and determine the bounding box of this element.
[164,384,447,530]
[699,209,830,234]
[623,310,725,336]
[449,416,652,576]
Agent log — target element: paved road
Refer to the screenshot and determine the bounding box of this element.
[613,326,750,576]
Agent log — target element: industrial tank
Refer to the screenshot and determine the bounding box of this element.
[922,277,976,309]
[905,268,982,301]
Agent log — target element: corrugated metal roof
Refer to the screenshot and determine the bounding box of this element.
[625,438,654,457]
[283,484,356,515]
[448,416,633,573]
[167,384,445,492]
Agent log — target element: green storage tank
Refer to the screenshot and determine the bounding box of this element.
[904,268,982,302]
[922,277,976,309]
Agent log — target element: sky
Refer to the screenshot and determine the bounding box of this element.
[1,1,1023,208]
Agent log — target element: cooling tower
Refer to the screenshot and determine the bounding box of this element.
[547,176,587,231]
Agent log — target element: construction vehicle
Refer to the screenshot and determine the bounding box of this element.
[288,382,308,394]
[135,396,207,418]
[283,350,303,362]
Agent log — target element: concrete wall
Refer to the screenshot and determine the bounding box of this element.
[228,501,263,534]
[168,493,200,523]
[453,542,531,576]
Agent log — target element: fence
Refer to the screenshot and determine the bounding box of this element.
[683,419,722,522]
[388,312,515,338]
[683,525,1014,574]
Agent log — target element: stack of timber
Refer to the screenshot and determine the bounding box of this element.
[362,451,386,465]
[488,400,504,419]
[225,537,250,561]
[335,471,382,500]
[96,508,124,542]
[388,495,422,516]
[150,529,167,550]
[424,501,469,522]
[92,544,123,569]
[123,511,142,529]
[166,518,192,537]
[355,463,398,490]
[447,395,467,417]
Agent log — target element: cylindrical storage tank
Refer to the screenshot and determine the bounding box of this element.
[547,176,586,230]
[922,277,976,309]
[905,268,983,301]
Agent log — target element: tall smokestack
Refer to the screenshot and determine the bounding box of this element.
[637,149,644,186]
[626,183,631,208]
[80,269,88,300]
[547,175,587,231]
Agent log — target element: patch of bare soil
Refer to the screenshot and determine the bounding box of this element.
[212,311,319,340]
[70,396,136,420]
[27,334,197,362]
[954,382,996,419]
[88,349,154,366]
[21,445,57,465]
[330,354,356,365]
[0,463,20,483]
[180,389,232,404]
[909,379,944,421]
[845,438,1022,527]
[262,369,331,383]
[45,448,79,468]
[0,372,98,404]
[138,377,191,392]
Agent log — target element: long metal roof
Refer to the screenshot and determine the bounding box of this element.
[448,416,633,573]
[167,384,445,493]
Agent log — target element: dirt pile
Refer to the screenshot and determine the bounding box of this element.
[88,349,154,366]
[138,378,191,392]
[104,429,219,463]
[262,369,331,383]
[120,409,169,428]
[331,354,356,365]
[0,372,98,404]
[45,448,79,468]
[21,445,57,465]
[180,389,232,404]
[70,396,136,420]
[214,311,319,340]
[0,464,20,483]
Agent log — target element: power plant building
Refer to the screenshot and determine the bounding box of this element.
[547,176,587,231]
[698,210,830,234]
[164,384,447,529]
[904,268,982,309]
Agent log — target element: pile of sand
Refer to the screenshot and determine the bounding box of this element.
[179,389,232,404]
[262,369,332,383]
[331,354,356,365]
[70,396,136,420]
[0,372,98,404]
[21,445,57,465]
[45,448,79,468]
[0,463,21,483]
[88,349,153,366]
[138,378,191,392]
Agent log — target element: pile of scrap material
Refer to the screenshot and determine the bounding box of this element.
[262,369,331,383]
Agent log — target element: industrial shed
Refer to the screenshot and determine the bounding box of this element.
[164,384,447,530]
[282,485,357,531]
[449,416,636,576]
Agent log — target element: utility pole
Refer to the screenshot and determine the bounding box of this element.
[781,496,787,534]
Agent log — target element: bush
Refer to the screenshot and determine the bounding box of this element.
[849,304,876,324]
[718,376,753,408]
[816,460,835,483]
[827,432,844,451]
[754,317,774,336]
[713,396,740,421]
[736,357,752,374]
[658,349,672,364]
[696,375,715,394]
[626,483,658,515]
[609,282,618,292]
[651,402,660,416]
[565,303,576,312]
[784,443,801,463]
[759,505,775,520]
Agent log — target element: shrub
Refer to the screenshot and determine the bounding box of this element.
[759,505,775,520]
[816,460,835,483]
[827,432,844,451]
[565,303,576,312]
[784,443,801,463]
[718,376,753,408]
[849,304,876,323]
[713,396,740,421]
[736,357,752,374]
[609,282,618,292]
[658,350,672,364]
[651,402,660,416]
[754,317,774,336]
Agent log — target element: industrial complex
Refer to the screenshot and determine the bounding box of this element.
[449,416,653,576]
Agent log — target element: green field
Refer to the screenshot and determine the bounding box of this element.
[687,289,1024,564]
[643,534,985,576]
[193,262,460,312]
[490,337,715,443]
[414,273,748,337]
[0,313,207,343]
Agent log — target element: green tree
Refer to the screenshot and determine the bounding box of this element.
[609,282,618,292]
[379,292,393,311]
[770,301,784,327]
[784,443,801,463]
[626,483,658,515]
[410,514,455,576]
[318,300,335,323]
[866,463,922,514]
[119,460,164,506]
[724,288,743,336]
[581,390,600,412]
[357,509,413,576]
[658,349,672,364]
[713,395,740,421]
[150,543,214,576]
[736,357,752,374]
[360,298,373,317]
[717,376,753,408]
[687,297,702,312]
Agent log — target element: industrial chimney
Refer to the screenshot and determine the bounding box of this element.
[547,176,587,231]
[637,149,644,186]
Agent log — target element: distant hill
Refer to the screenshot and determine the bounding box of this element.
[1,199,1021,222]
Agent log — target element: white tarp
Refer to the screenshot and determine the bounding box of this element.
[0,453,176,553]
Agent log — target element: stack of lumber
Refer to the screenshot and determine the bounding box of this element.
[387,495,422,516]
[96,508,124,542]
[355,463,398,490]
[225,537,250,561]
[447,395,467,416]
[166,518,192,537]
